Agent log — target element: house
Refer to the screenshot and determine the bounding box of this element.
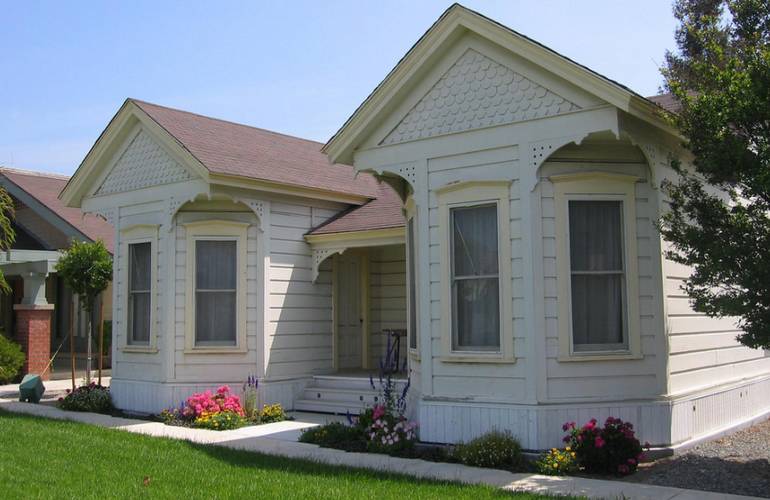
[0,168,114,380]
[60,4,770,449]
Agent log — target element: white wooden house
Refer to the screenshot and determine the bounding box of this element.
[60,4,770,450]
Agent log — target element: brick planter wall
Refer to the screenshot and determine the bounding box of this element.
[14,305,54,380]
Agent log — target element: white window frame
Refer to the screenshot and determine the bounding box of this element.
[552,172,642,361]
[405,196,419,357]
[184,220,248,353]
[438,181,514,363]
[119,224,158,353]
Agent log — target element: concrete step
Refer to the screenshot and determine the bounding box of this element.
[302,386,383,405]
[311,374,408,391]
[294,398,368,415]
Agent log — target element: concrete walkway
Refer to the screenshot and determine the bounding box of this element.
[0,392,760,500]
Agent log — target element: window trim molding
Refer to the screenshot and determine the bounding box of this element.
[119,224,159,354]
[405,196,420,359]
[438,181,514,363]
[552,171,642,362]
[183,219,249,354]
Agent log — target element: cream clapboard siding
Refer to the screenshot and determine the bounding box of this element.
[539,146,661,401]
[265,202,340,379]
[369,245,407,369]
[426,146,529,401]
[664,254,770,394]
[112,202,166,382]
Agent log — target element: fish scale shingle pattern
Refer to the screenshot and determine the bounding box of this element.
[382,49,580,145]
[97,129,194,195]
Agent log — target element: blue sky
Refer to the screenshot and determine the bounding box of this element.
[1,1,678,175]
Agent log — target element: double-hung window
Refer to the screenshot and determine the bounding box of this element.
[451,204,500,351]
[438,181,513,361]
[184,220,248,352]
[121,224,158,351]
[127,242,152,345]
[195,240,237,346]
[553,172,641,360]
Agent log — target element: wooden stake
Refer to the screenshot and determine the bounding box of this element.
[97,297,104,385]
[69,296,75,392]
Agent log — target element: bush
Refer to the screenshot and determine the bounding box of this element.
[0,334,24,384]
[58,383,113,414]
[535,447,578,476]
[562,417,647,475]
[258,403,286,424]
[160,385,245,430]
[452,430,524,471]
[299,422,367,452]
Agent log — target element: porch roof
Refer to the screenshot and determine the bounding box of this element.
[307,181,405,236]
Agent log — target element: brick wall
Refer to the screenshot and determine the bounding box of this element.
[14,306,53,380]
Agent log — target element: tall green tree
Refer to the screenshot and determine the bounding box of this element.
[0,187,15,293]
[660,0,770,349]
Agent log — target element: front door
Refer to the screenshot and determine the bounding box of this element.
[336,253,363,369]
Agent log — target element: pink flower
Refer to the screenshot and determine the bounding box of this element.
[618,464,629,474]
[584,418,597,430]
[594,436,605,448]
[628,458,636,465]
[217,385,231,395]
[372,405,385,420]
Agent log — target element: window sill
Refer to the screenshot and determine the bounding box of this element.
[558,352,642,362]
[184,347,247,355]
[121,346,158,354]
[440,354,515,364]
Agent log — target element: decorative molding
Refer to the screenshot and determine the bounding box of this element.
[382,49,580,145]
[311,248,346,283]
[525,133,592,192]
[372,162,419,190]
[164,196,189,232]
[91,208,116,227]
[231,197,267,229]
[96,130,196,195]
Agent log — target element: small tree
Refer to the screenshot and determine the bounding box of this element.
[660,0,770,349]
[55,240,112,383]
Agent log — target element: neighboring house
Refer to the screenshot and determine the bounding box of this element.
[0,168,113,379]
[60,4,770,449]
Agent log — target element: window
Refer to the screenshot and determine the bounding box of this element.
[568,201,626,351]
[195,240,237,346]
[438,181,513,362]
[127,242,151,345]
[451,204,500,351]
[120,225,158,352]
[407,217,418,351]
[184,220,248,352]
[552,172,641,360]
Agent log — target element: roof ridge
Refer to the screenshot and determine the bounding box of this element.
[129,98,327,148]
[0,166,70,180]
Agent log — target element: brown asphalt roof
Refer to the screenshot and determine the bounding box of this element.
[0,168,114,252]
[308,180,405,235]
[647,93,682,114]
[131,99,379,201]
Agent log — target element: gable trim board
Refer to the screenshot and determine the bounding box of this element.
[323,3,678,165]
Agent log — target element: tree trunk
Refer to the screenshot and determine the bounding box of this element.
[97,297,104,385]
[85,307,91,385]
[69,297,75,392]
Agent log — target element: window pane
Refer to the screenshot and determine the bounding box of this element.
[453,278,500,351]
[128,292,151,344]
[571,274,625,350]
[129,242,151,291]
[407,219,417,350]
[195,291,236,345]
[452,205,498,276]
[128,242,151,345]
[569,201,623,271]
[196,240,236,290]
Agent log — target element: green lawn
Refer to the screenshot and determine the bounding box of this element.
[0,410,575,499]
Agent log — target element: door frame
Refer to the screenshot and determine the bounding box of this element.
[332,249,370,371]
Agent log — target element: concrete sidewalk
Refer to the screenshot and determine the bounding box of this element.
[0,396,760,500]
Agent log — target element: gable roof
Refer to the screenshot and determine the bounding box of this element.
[0,168,114,252]
[308,180,404,235]
[323,3,678,164]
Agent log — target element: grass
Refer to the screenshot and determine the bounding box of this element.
[0,410,577,499]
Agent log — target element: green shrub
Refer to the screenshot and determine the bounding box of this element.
[0,334,25,384]
[535,447,578,476]
[451,430,524,471]
[58,383,113,414]
[299,422,367,452]
[258,403,286,424]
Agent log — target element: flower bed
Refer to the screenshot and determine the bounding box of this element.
[58,383,113,414]
[159,381,286,430]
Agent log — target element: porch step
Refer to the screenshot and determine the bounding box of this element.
[294,374,407,415]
